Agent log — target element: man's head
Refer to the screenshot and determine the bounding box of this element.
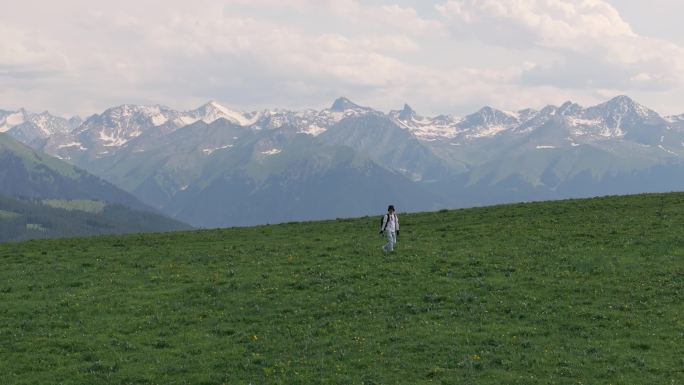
[387,205,395,213]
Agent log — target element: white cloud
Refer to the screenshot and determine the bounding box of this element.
[436,0,684,90]
[225,0,445,36]
[0,25,68,79]
[0,1,683,117]
[347,4,444,35]
[0,1,445,115]
[144,13,422,86]
[437,0,635,44]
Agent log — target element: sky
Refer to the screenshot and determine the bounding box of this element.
[2,0,684,118]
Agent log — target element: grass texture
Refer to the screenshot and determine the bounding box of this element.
[1,193,682,384]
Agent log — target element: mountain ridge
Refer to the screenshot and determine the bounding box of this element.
[4,95,684,228]
[6,95,682,148]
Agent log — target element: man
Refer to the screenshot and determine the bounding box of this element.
[380,205,399,253]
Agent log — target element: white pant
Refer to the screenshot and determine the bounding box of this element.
[383,230,396,252]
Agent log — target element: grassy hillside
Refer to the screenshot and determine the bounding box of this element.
[0,193,682,384]
[0,195,191,242]
[0,132,156,212]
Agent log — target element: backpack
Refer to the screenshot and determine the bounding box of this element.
[380,214,389,231]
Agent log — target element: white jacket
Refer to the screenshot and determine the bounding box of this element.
[380,213,399,232]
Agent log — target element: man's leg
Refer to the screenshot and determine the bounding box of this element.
[387,231,396,252]
[383,230,392,252]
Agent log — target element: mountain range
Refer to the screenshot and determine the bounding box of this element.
[4,95,684,227]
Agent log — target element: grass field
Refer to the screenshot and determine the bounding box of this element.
[0,193,682,384]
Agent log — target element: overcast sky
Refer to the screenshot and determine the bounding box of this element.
[2,0,684,117]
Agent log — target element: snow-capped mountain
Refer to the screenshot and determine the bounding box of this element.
[389,104,462,140]
[41,101,259,161]
[7,95,684,171]
[75,101,258,145]
[580,96,664,137]
[458,106,522,139]
[246,97,381,135]
[73,104,174,148]
[391,95,680,148]
[0,108,81,145]
[390,103,540,141]
[4,95,684,228]
[185,101,260,126]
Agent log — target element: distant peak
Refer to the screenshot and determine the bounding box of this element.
[199,100,239,115]
[558,101,582,116]
[193,100,253,126]
[539,104,558,114]
[202,100,228,110]
[330,97,363,112]
[397,103,416,120]
[608,95,635,105]
[594,95,654,117]
[475,106,502,116]
[462,105,520,127]
[602,95,646,110]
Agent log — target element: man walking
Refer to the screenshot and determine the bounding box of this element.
[380,205,399,253]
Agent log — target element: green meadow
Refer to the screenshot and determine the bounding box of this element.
[0,193,682,384]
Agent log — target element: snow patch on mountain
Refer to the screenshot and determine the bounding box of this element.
[393,116,462,140]
[568,117,600,127]
[173,116,198,126]
[1,112,25,132]
[99,130,132,147]
[57,142,87,150]
[202,144,234,155]
[658,145,677,155]
[151,114,168,126]
[467,124,512,139]
[299,124,326,136]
